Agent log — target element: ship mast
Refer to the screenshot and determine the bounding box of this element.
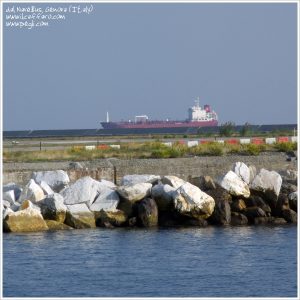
[195,97,200,108]
[106,112,110,123]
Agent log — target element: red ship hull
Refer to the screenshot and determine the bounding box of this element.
[101,120,218,129]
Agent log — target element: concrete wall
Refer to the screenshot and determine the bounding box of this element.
[3,153,296,186]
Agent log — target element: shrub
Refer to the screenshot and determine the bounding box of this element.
[274,142,297,152]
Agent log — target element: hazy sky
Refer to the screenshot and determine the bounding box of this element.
[3,2,297,130]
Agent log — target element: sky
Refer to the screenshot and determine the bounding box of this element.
[3,2,298,130]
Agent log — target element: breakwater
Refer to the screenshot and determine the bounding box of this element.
[2,158,297,233]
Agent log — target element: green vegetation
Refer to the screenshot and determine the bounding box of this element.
[4,139,297,163]
[219,122,236,137]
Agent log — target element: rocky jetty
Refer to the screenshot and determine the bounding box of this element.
[2,163,298,233]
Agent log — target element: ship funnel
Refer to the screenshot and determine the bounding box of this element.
[106,112,110,123]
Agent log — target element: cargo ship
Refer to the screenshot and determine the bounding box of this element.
[100,98,218,129]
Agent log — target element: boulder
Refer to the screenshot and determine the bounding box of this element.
[69,162,84,170]
[65,203,96,228]
[244,196,271,215]
[218,171,250,198]
[95,210,127,227]
[232,162,250,184]
[3,190,16,205]
[231,212,248,225]
[3,206,48,233]
[32,170,70,192]
[88,188,120,212]
[161,175,186,189]
[45,220,73,230]
[98,179,116,189]
[188,175,216,191]
[39,181,54,195]
[151,183,176,211]
[3,200,11,209]
[279,169,297,185]
[253,216,287,225]
[288,192,297,211]
[173,182,215,219]
[248,165,257,184]
[37,193,67,223]
[243,207,266,222]
[280,182,297,195]
[121,174,160,186]
[137,198,158,227]
[20,199,41,212]
[282,209,297,223]
[19,179,45,204]
[274,193,290,216]
[230,199,247,212]
[250,169,282,204]
[271,217,288,225]
[116,183,152,202]
[61,176,104,205]
[3,183,22,202]
[206,186,232,225]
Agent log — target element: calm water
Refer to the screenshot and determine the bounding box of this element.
[3,225,297,297]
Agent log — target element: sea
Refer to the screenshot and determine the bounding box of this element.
[3,225,297,298]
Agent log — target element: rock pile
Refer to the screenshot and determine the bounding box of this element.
[2,163,298,233]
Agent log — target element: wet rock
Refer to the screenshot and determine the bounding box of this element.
[37,193,67,223]
[206,186,232,225]
[158,211,180,227]
[274,193,290,217]
[243,207,266,222]
[282,209,297,223]
[288,192,297,211]
[19,179,45,204]
[254,217,273,225]
[188,175,216,191]
[161,175,186,189]
[250,169,282,205]
[271,217,287,225]
[65,203,96,229]
[45,220,73,230]
[173,182,215,219]
[32,170,70,192]
[151,183,176,211]
[232,162,250,184]
[128,217,137,227]
[95,209,127,227]
[230,199,247,212]
[121,174,160,186]
[218,171,250,198]
[116,183,152,202]
[244,196,271,215]
[3,206,48,233]
[181,216,208,227]
[137,198,158,227]
[231,212,248,225]
[88,188,120,212]
[61,176,104,205]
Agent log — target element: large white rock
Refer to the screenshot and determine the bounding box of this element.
[218,171,250,198]
[66,203,92,214]
[61,176,104,205]
[289,191,297,202]
[161,176,186,189]
[250,169,282,200]
[98,179,116,189]
[88,188,120,212]
[151,183,176,211]
[173,182,215,218]
[19,179,45,204]
[232,162,250,185]
[39,181,55,195]
[32,170,70,192]
[37,193,67,223]
[121,174,161,186]
[3,183,22,202]
[116,183,152,202]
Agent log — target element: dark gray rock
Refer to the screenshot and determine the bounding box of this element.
[137,198,158,227]
[243,207,266,222]
[282,209,297,223]
[230,199,247,213]
[231,212,248,225]
[244,196,271,214]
